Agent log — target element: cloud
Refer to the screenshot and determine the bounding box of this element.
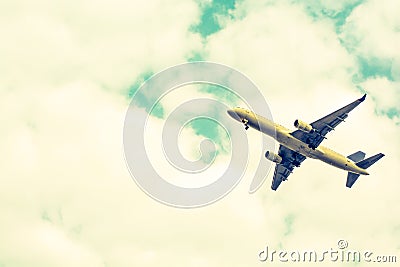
[205,1,356,94]
[0,0,202,90]
[341,0,400,60]
[361,77,400,123]
[339,0,400,118]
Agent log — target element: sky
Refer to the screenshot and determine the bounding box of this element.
[1,0,400,266]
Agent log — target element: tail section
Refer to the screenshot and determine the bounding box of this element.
[346,153,385,188]
[355,153,385,169]
[346,172,360,188]
[347,151,365,162]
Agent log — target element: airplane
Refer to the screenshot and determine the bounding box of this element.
[227,94,384,190]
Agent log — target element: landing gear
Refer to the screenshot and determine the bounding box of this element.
[306,137,316,150]
[241,118,249,130]
[308,144,316,150]
[293,161,301,167]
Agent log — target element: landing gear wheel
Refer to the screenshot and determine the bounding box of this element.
[241,118,249,130]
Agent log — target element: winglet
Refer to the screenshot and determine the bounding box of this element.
[359,94,367,102]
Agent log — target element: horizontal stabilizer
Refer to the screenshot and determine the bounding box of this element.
[346,172,360,188]
[347,151,366,162]
[356,153,385,169]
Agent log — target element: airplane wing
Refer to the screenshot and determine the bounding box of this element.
[271,145,306,190]
[291,94,366,149]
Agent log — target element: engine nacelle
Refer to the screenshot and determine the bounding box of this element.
[294,119,313,133]
[265,151,282,164]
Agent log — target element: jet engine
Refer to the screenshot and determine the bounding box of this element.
[265,151,282,164]
[294,119,313,133]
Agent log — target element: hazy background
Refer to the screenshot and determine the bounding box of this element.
[1,0,399,266]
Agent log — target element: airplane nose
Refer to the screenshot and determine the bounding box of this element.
[227,109,241,121]
[227,109,236,118]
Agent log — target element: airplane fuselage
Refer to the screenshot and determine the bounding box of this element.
[228,108,369,175]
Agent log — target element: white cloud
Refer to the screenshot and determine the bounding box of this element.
[0,0,202,91]
[361,77,400,121]
[205,1,357,102]
[341,0,400,60]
